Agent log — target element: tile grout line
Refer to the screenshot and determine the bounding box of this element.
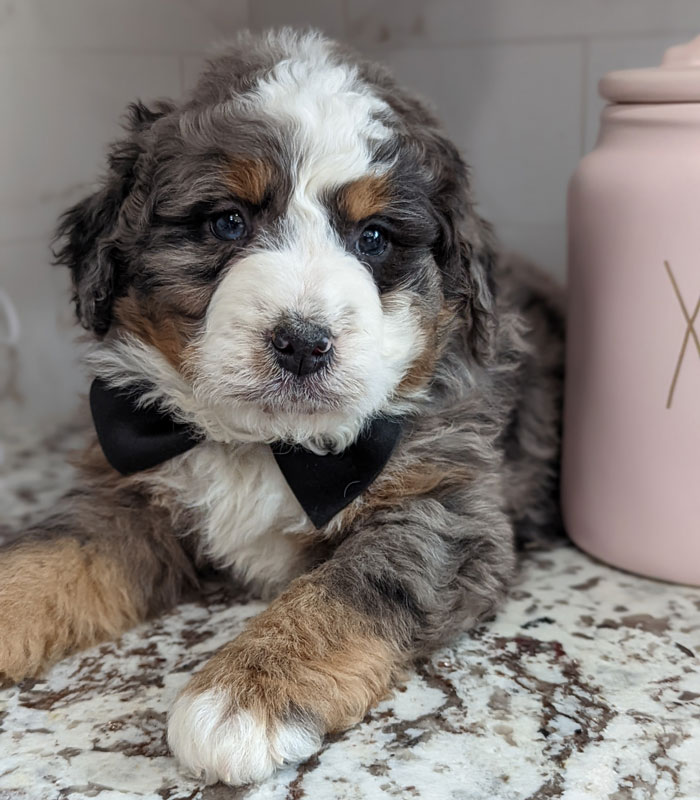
[340,0,350,38]
[177,54,186,98]
[0,28,696,57]
[579,37,592,158]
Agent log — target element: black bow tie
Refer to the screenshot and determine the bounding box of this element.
[89,379,401,529]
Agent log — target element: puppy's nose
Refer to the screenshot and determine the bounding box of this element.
[270,322,333,376]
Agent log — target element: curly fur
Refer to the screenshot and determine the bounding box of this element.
[1,29,564,786]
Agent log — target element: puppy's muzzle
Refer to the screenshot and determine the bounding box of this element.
[270,319,333,377]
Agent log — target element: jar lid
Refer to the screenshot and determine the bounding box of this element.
[599,34,700,103]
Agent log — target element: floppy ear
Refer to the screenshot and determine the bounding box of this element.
[453,211,498,365]
[428,134,497,364]
[53,100,174,336]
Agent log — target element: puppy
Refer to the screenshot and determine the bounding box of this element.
[0,30,564,786]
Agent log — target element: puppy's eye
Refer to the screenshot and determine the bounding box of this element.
[356,226,388,258]
[210,210,247,241]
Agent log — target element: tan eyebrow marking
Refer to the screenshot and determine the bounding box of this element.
[226,158,273,205]
[337,175,390,222]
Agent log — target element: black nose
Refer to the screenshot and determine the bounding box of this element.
[270,322,333,376]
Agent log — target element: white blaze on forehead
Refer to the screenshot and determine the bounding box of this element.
[243,40,393,199]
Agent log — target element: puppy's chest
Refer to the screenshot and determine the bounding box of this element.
[160,443,313,592]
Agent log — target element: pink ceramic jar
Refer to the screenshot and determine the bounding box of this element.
[562,36,700,586]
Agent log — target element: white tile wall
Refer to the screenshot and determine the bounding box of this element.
[0,51,182,243]
[346,0,700,44]
[250,0,346,38]
[0,0,248,52]
[2,1,700,426]
[583,33,687,152]
[0,241,84,416]
[376,42,584,262]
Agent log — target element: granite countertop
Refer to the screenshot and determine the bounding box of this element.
[1,423,699,800]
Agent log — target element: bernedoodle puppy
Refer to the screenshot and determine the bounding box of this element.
[0,30,564,786]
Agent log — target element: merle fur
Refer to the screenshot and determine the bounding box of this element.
[5,28,564,748]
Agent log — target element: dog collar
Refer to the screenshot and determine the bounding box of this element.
[89,379,401,529]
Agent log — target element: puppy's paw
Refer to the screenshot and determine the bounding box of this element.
[167,688,322,786]
[167,577,400,785]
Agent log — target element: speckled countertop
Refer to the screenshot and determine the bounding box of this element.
[1,420,699,800]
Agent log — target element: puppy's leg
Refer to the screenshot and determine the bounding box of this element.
[168,489,515,785]
[0,480,195,683]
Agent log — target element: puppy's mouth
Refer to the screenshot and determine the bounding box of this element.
[192,317,361,416]
[253,370,346,414]
[210,361,345,414]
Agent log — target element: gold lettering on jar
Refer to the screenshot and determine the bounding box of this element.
[664,260,700,409]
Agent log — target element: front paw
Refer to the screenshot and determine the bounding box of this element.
[167,687,323,785]
[167,578,399,785]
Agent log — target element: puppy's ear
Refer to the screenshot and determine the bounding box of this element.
[429,135,497,364]
[53,100,174,336]
[54,176,126,337]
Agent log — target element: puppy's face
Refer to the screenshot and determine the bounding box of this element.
[57,32,494,447]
